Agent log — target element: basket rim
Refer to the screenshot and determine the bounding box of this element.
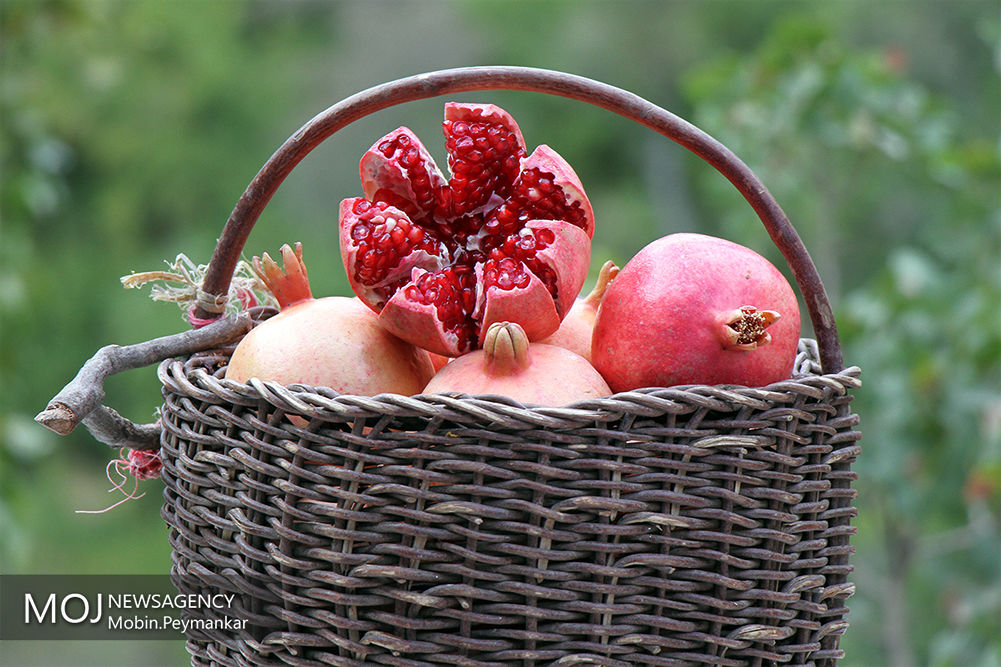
[158,338,861,429]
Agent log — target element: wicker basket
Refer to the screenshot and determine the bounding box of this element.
[44,67,862,666]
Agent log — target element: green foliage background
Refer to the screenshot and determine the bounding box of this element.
[2,1,998,665]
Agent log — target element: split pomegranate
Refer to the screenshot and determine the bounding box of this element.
[225,243,435,395]
[591,233,801,391]
[423,321,611,406]
[339,102,594,358]
[540,259,618,362]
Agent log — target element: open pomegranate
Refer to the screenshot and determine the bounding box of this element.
[339,102,594,358]
[592,233,801,391]
[225,243,435,395]
[424,321,611,406]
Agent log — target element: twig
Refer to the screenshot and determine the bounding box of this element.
[79,406,163,451]
[35,312,252,440]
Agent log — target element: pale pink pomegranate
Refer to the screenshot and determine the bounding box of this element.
[423,321,611,406]
[226,243,435,395]
[591,233,801,391]
[540,259,618,362]
[339,102,593,358]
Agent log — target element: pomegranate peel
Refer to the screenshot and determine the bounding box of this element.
[474,262,560,347]
[375,269,469,359]
[339,102,594,358]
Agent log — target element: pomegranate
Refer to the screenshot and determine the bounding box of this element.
[423,321,611,406]
[225,243,435,395]
[540,259,619,362]
[339,102,594,358]
[428,352,451,372]
[591,233,801,391]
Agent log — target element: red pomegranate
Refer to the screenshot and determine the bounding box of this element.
[423,321,611,406]
[339,102,593,358]
[591,233,801,391]
[225,243,435,395]
[540,259,618,362]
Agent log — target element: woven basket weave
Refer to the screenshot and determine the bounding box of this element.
[159,339,860,666]
[49,67,862,665]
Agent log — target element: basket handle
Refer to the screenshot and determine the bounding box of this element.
[194,66,842,374]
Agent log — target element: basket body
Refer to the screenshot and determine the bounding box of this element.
[159,339,860,666]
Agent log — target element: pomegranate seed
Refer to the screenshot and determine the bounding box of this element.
[376,234,393,251]
[351,223,370,241]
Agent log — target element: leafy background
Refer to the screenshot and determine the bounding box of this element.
[2,1,999,665]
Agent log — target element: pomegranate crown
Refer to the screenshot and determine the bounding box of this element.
[253,242,313,309]
[583,260,620,308]
[719,305,781,351]
[482,321,531,373]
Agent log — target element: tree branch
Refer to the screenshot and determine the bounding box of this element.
[81,406,163,451]
[35,312,252,438]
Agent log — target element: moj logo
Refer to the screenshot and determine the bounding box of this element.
[24,592,103,625]
[1,574,242,640]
